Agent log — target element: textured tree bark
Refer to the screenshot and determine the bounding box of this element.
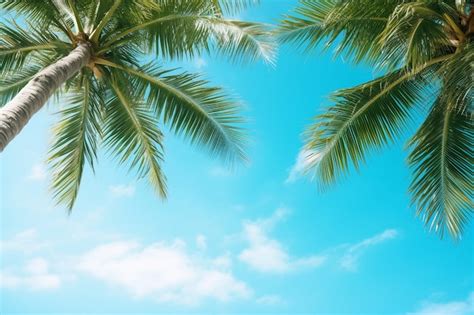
[0,42,92,152]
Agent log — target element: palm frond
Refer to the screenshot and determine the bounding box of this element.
[408,92,473,239]
[438,42,473,114]
[303,58,447,185]
[212,0,260,16]
[105,71,167,198]
[0,0,75,38]
[99,0,275,63]
[377,1,455,69]
[48,73,104,210]
[97,59,247,164]
[278,0,398,64]
[0,21,67,73]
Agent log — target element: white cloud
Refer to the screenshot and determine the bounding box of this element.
[0,229,47,253]
[285,149,322,184]
[77,240,251,305]
[196,234,207,251]
[408,292,474,315]
[27,163,47,181]
[109,184,135,198]
[340,229,399,271]
[238,208,326,273]
[0,258,62,290]
[256,294,285,306]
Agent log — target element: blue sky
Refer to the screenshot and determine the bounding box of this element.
[0,1,473,314]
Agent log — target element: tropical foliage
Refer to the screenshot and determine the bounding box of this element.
[279,0,473,238]
[0,0,274,209]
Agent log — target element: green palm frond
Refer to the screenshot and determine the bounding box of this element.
[1,0,75,38]
[0,22,67,73]
[212,0,260,16]
[48,74,104,210]
[107,61,247,164]
[98,0,275,63]
[105,72,167,198]
[278,0,397,63]
[438,42,473,114]
[408,93,473,239]
[377,1,455,69]
[303,56,449,185]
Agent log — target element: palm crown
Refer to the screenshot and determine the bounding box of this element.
[279,0,473,238]
[0,0,274,210]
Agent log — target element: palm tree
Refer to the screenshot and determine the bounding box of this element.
[279,0,473,239]
[0,0,274,210]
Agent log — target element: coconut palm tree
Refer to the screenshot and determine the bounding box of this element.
[0,0,274,209]
[279,0,473,239]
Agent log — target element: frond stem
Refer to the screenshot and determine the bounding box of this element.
[89,0,122,43]
[67,0,84,33]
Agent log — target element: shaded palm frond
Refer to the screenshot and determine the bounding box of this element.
[408,92,473,239]
[438,42,474,114]
[378,1,455,69]
[48,73,104,210]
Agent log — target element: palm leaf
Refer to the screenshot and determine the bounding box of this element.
[0,21,67,73]
[278,0,398,63]
[303,58,449,185]
[407,92,473,239]
[105,71,167,198]
[48,74,104,210]
[96,59,247,164]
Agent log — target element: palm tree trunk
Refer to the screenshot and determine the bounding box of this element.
[0,42,92,152]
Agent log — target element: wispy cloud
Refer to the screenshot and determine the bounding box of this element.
[238,208,327,273]
[285,149,322,184]
[0,229,48,254]
[27,163,47,181]
[77,239,251,305]
[340,229,399,271]
[408,291,474,315]
[109,184,135,198]
[0,258,62,290]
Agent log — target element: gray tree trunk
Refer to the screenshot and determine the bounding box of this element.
[0,42,92,152]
